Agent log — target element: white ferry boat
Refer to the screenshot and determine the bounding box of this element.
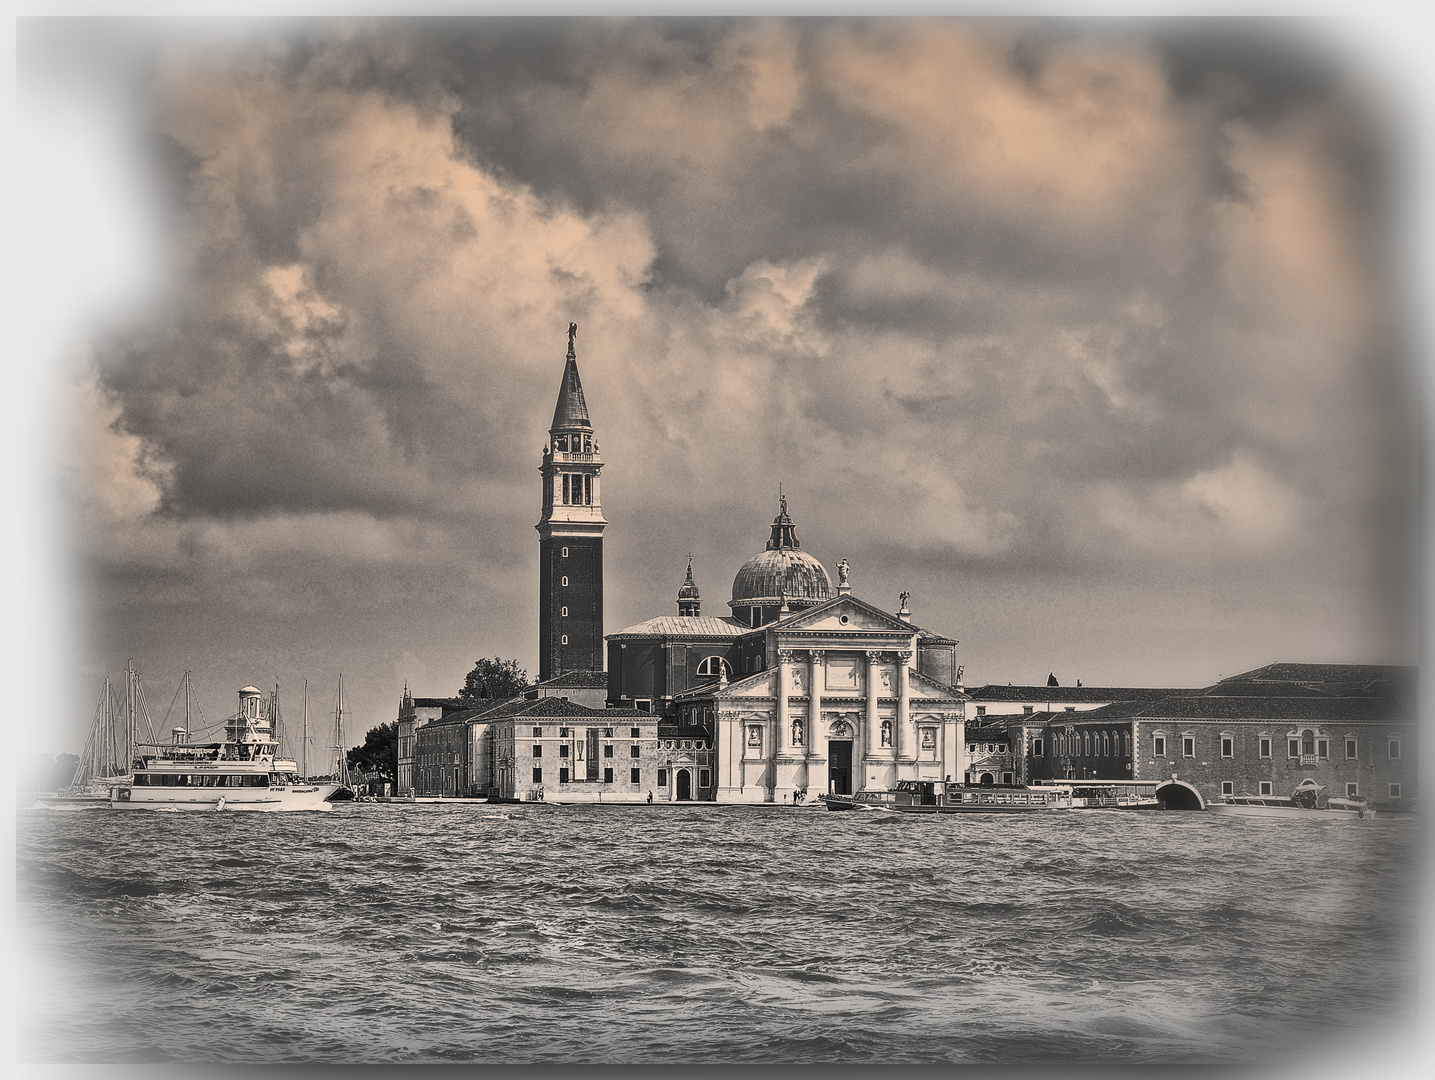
[111,685,340,812]
[1028,780,1162,809]
[821,780,1073,813]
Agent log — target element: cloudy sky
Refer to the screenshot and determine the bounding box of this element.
[17,17,1421,758]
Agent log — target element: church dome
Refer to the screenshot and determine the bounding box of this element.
[730,498,832,613]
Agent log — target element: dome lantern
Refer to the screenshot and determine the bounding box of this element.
[729,497,832,627]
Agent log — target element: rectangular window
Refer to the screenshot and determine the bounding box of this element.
[559,744,569,758]
[562,474,570,505]
[585,475,593,505]
[603,767,614,784]
[532,744,542,757]
[630,767,641,784]
[629,745,641,758]
[699,769,710,788]
[1259,737,1271,759]
[1002,772,1013,785]
[603,728,614,738]
[1388,739,1401,760]
[560,767,570,783]
[560,728,569,738]
[531,767,542,783]
[1221,781,1233,795]
[975,706,986,716]
[1345,738,1357,760]
[658,768,667,786]
[1346,783,1359,798]
[1288,738,1300,758]
[1389,783,1402,799]
[630,727,641,738]
[1259,782,1272,796]
[1032,737,1044,757]
[1316,739,1329,759]
[1182,737,1195,758]
[1221,737,1234,758]
[1153,736,1166,757]
[604,744,614,758]
[1023,706,1033,716]
[532,726,542,738]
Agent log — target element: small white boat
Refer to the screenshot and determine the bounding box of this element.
[111,684,340,812]
[1207,778,1375,819]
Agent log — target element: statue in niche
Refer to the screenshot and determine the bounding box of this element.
[837,558,850,586]
[880,719,893,747]
[791,667,804,693]
[746,726,763,749]
[880,668,894,692]
[792,718,804,746]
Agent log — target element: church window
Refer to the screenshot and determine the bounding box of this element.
[697,656,731,677]
[562,474,570,504]
[584,475,593,505]
[1033,737,1044,757]
[561,576,568,587]
[561,635,568,645]
[561,606,568,617]
[561,547,568,558]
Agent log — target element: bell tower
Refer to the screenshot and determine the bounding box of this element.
[537,323,606,680]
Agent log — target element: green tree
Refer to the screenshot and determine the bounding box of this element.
[458,657,528,704]
[346,722,397,778]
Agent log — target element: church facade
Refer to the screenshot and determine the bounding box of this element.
[606,500,969,802]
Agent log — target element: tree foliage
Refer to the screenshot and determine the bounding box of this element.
[458,657,528,704]
[347,722,397,778]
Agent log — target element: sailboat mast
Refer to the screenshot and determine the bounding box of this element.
[337,674,346,784]
[101,676,111,777]
[302,680,309,779]
[184,671,192,741]
[126,659,135,773]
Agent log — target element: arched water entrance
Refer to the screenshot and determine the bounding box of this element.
[1155,780,1205,810]
[676,769,692,801]
[979,772,995,786]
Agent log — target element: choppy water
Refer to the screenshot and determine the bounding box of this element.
[14,803,1420,1065]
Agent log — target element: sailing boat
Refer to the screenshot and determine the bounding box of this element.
[34,660,155,808]
[327,674,356,801]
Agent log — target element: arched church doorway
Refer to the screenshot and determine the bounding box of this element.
[1154,780,1204,810]
[676,769,692,801]
[979,772,995,786]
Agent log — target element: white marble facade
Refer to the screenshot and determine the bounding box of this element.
[686,596,967,803]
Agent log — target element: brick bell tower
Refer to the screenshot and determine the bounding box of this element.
[537,323,606,681]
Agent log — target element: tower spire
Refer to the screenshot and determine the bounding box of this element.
[677,554,702,616]
[537,323,606,681]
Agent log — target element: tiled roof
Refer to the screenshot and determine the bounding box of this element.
[412,697,463,709]
[526,670,608,690]
[1133,696,1408,723]
[507,698,650,719]
[967,685,1189,703]
[917,629,958,645]
[1218,662,1416,688]
[607,616,751,640]
[657,725,711,740]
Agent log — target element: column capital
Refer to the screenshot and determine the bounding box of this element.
[718,711,744,722]
[895,650,913,664]
[777,650,799,664]
[864,650,885,665]
[808,649,825,662]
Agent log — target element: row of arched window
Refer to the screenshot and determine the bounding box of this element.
[1047,730,1130,758]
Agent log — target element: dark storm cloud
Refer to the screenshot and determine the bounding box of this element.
[39,16,1417,752]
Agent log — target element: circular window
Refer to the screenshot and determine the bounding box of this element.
[839,615,849,624]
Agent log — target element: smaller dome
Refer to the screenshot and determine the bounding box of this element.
[677,557,701,600]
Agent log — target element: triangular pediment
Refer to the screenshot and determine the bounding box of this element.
[773,594,915,634]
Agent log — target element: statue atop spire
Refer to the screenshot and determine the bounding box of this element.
[567,322,577,358]
[550,322,592,432]
[766,492,800,550]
